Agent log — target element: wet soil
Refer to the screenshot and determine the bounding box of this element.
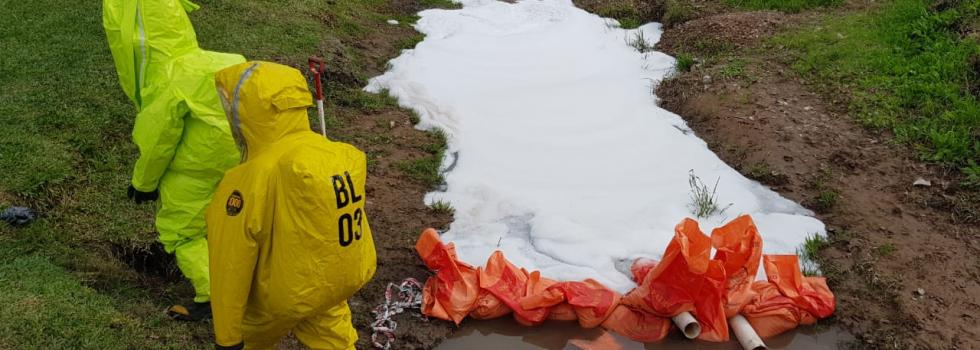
[650,7,980,350]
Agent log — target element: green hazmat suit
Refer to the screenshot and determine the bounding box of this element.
[103,0,245,303]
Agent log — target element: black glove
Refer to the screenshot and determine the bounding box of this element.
[215,342,244,350]
[127,184,159,204]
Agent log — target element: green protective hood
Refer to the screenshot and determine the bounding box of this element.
[103,0,202,108]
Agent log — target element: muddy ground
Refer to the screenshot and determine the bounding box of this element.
[303,1,978,349]
[643,2,979,350]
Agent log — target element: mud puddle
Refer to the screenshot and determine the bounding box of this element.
[437,318,851,350]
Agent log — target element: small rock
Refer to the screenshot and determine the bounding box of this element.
[389,120,396,128]
[386,19,399,25]
[915,288,925,296]
[913,178,931,187]
[803,106,813,111]
[702,75,712,84]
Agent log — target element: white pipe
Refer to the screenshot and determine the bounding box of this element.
[671,311,701,339]
[730,314,767,350]
[316,99,327,137]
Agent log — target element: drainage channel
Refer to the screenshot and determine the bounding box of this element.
[437,319,852,350]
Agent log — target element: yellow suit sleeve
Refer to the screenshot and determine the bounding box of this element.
[130,92,187,191]
[209,205,261,346]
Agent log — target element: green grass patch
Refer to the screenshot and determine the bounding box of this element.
[775,1,980,171]
[398,129,447,188]
[427,199,455,215]
[874,243,897,257]
[0,0,448,347]
[719,58,747,79]
[0,255,136,349]
[675,53,695,72]
[662,0,696,27]
[595,3,644,29]
[725,0,841,13]
[797,233,828,276]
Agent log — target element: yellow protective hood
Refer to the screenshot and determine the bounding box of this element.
[215,61,314,160]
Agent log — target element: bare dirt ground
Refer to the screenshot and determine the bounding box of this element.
[647,5,980,350]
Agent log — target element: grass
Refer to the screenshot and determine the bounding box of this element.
[814,189,840,213]
[797,233,828,276]
[875,243,897,257]
[675,53,695,72]
[718,58,747,79]
[398,129,448,188]
[595,3,644,29]
[427,200,455,215]
[0,0,444,347]
[686,170,731,218]
[725,0,841,13]
[775,0,980,176]
[662,0,696,27]
[627,30,654,53]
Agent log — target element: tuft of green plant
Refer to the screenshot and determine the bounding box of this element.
[719,58,747,79]
[428,199,455,215]
[813,189,839,213]
[409,111,421,125]
[595,3,643,29]
[687,170,731,218]
[963,160,980,188]
[797,233,828,276]
[398,129,448,188]
[662,0,696,27]
[398,33,425,51]
[627,30,654,53]
[725,0,841,13]
[774,1,980,169]
[420,0,463,10]
[874,243,897,257]
[675,53,695,72]
[335,89,399,113]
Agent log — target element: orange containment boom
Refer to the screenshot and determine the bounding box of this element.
[414,215,835,344]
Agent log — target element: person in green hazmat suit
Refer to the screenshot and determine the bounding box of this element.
[103,0,245,320]
[207,61,376,350]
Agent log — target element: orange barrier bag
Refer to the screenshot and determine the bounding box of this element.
[480,251,552,326]
[470,287,511,319]
[762,255,835,318]
[741,255,835,338]
[741,281,808,338]
[622,218,729,341]
[416,229,480,324]
[629,258,658,283]
[548,303,580,321]
[601,305,672,342]
[710,215,763,318]
[547,279,621,328]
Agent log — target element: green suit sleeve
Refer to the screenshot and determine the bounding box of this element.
[130,93,187,191]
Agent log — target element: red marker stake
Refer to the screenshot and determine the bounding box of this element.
[309,57,327,137]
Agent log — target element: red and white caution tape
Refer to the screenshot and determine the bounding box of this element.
[371,278,425,349]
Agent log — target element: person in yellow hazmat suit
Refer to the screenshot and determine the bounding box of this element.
[207,61,377,350]
[103,0,245,320]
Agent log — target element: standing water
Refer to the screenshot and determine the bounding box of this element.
[437,319,852,349]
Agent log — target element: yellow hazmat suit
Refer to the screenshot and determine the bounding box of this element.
[208,61,377,350]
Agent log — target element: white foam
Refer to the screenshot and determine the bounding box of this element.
[367,0,824,292]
